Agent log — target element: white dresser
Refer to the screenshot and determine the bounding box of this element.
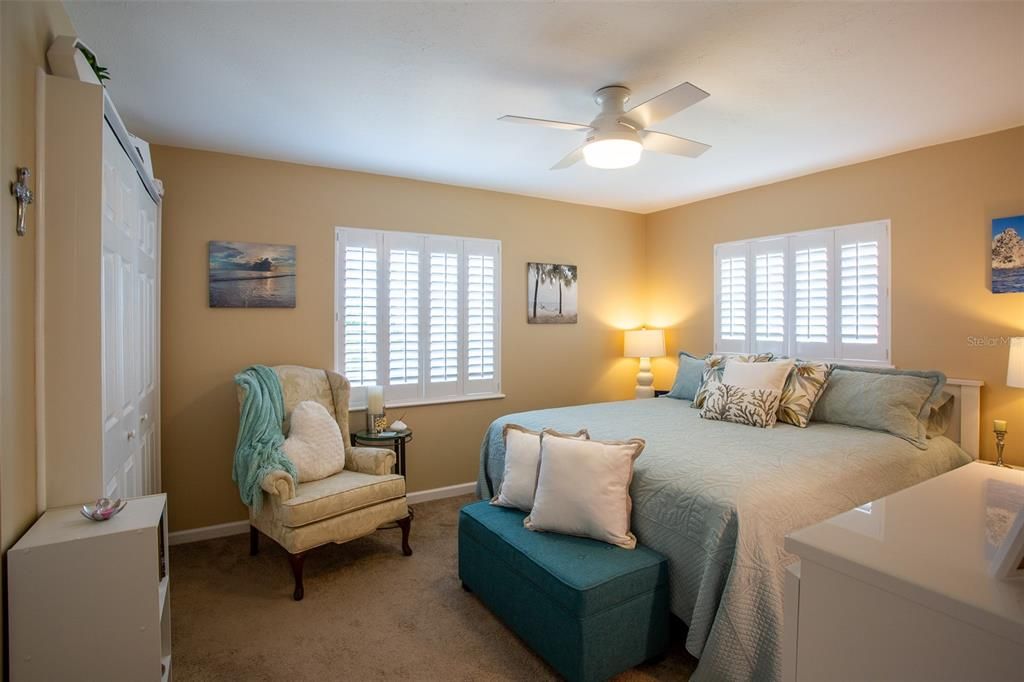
[8,494,171,680]
[784,462,1024,681]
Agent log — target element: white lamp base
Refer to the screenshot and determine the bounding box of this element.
[635,356,655,399]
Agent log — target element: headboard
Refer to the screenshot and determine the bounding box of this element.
[943,378,983,459]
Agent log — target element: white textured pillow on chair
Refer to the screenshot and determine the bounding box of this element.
[491,424,589,511]
[722,358,795,392]
[282,400,346,482]
[525,432,645,549]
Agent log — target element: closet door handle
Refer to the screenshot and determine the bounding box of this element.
[127,430,136,441]
[140,414,148,423]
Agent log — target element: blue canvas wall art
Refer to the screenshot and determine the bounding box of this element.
[992,215,1024,294]
[209,241,296,308]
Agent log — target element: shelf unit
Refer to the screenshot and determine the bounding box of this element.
[8,494,171,680]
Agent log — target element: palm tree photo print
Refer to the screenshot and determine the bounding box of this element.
[527,262,578,324]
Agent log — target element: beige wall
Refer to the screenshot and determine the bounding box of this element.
[1,0,73,548]
[153,145,646,532]
[647,126,1024,465]
[0,0,75,670]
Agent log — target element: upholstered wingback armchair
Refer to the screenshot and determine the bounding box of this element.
[237,365,412,600]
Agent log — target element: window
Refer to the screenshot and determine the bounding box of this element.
[336,227,501,407]
[713,220,889,364]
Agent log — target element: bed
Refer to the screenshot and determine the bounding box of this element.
[475,379,980,682]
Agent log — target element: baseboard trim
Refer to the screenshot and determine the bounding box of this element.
[169,519,249,546]
[168,482,477,546]
[406,481,476,505]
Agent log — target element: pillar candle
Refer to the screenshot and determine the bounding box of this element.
[367,385,385,414]
[994,419,1008,433]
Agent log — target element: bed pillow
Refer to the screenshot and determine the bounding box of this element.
[665,351,707,401]
[691,353,774,409]
[722,358,795,392]
[525,432,645,549]
[491,424,590,511]
[699,383,782,428]
[777,360,835,428]
[926,392,955,438]
[811,367,946,448]
[282,400,346,482]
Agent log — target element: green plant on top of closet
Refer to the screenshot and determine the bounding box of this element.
[76,44,110,84]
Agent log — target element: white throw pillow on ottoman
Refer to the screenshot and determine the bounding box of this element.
[491,424,590,511]
[525,431,645,549]
[283,400,346,482]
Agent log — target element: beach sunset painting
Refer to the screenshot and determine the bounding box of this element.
[209,240,296,308]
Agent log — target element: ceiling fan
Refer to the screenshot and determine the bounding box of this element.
[500,82,711,170]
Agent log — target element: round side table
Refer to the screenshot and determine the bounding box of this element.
[350,429,412,477]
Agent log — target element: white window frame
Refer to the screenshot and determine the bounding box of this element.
[335,227,503,409]
[713,219,891,365]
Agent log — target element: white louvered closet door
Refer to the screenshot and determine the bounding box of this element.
[751,238,787,356]
[714,242,749,354]
[101,122,160,499]
[790,230,834,360]
[837,221,889,363]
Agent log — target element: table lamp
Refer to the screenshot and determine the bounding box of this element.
[624,328,665,399]
[997,337,1024,467]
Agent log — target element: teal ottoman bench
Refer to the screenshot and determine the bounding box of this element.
[458,501,670,682]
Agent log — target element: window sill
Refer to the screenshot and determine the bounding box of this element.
[350,393,506,411]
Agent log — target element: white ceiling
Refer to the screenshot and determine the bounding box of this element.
[65,1,1024,213]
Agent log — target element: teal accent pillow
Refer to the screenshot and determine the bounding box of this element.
[811,366,947,449]
[665,352,706,401]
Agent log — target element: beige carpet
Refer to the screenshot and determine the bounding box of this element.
[170,494,697,680]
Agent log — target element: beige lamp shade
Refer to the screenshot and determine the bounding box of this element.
[1008,337,1024,388]
[624,329,666,358]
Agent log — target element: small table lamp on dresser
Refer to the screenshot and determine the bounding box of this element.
[624,328,665,399]
[998,336,1024,467]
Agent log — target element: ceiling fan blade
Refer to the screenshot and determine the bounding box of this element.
[550,145,584,170]
[499,115,590,132]
[625,82,709,129]
[642,130,711,158]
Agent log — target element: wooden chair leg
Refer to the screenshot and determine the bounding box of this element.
[288,552,306,601]
[396,515,413,556]
[249,526,260,556]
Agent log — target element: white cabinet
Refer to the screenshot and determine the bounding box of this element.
[8,494,171,680]
[42,74,161,506]
[784,463,1024,681]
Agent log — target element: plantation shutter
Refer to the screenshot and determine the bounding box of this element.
[464,239,501,395]
[336,227,501,407]
[790,230,833,360]
[751,238,786,355]
[384,232,423,402]
[426,236,461,398]
[837,221,889,362]
[714,243,749,353]
[337,229,382,407]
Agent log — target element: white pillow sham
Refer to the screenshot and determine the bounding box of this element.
[282,400,346,482]
[722,358,795,392]
[491,424,590,511]
[524,431,645,549]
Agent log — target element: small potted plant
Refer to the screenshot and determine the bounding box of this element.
[46,35,110,86]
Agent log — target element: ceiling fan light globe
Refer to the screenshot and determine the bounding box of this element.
[583,138,643,169]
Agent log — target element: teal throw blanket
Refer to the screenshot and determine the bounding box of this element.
[233,365,297,510]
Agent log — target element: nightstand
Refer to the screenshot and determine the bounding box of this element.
[351,429,413,477]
